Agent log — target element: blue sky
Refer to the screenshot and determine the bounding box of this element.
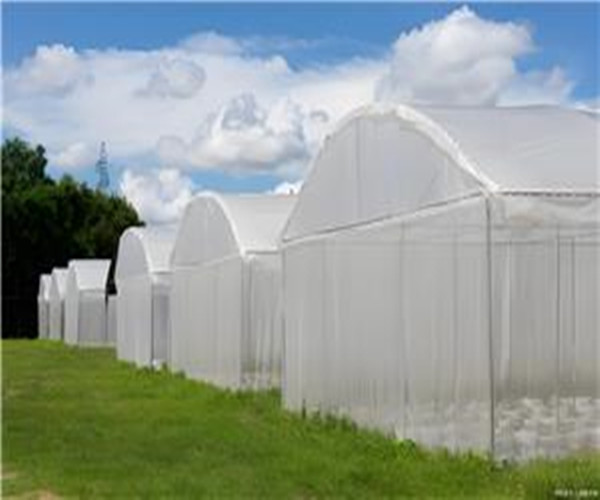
[4,3,599,97]
[3,3,599,223]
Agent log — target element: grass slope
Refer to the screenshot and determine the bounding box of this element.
[2,340,599,498]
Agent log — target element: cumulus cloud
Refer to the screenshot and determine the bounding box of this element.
[50,142,96,170]
[157,94,311,173]
[375,6,570,106]
[179,31,244,55]
[498,66,574,105]
[6,44,92,97]
[3,5,583,219]
[139,58,206,99]
[119,168,196,224]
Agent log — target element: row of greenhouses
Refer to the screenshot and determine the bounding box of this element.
[37,104,599,461]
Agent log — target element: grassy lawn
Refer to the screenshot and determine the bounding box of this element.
[2,340,599,498]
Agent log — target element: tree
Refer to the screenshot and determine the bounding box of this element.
[2,138,142,338]
[2,137,50,192]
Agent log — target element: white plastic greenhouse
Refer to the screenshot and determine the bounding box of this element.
[48,268,68,340]
[115,225,176,367]
[282,104,599,461]
[170,193,296,389]
[37,274,51,339]
[64,259,111,346]
[106,295,117,345]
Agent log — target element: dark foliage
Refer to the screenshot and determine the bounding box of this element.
[2,138,142,338]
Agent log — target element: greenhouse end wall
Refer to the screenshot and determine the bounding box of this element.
[49,298,63,340]
[37,299,49,339]
[282,193,599,460]
[170,252,284,390]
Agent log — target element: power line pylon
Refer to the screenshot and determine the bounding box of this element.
[95,142,110,192]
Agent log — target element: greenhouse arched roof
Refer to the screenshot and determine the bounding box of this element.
[171,193,297,267]
[50,268,68,299]
[115,225,177,281]
[284,104,599,241]
[68,260,111,291]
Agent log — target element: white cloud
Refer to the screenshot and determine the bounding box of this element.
[139,58,206,99]
[119,168,196,224]
[498,66,574,105]
[375,6,570,106]
[179,31,244,55]
[50,142,96,170]
[6,44,92,97]
[4,6,584,227]
[158,94,310,173]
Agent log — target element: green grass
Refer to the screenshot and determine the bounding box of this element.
[2,340,599,498]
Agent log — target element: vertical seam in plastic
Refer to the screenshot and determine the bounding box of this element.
[485,196,496,457]
[150,282,155,366]
[555,227,561,445]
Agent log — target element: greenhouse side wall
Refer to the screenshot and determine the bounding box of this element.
[49,297,64,341]
[490,194,600,461]
[37,299,49,339]
[151,278,171,366]
[106,295,117,346]
[242,252,285,390]
[117,275,153,366]
[170,256,244,387]
[78,290,108,345]
[283,195,493,454]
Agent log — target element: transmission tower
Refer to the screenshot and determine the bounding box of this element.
[95,142,110,192]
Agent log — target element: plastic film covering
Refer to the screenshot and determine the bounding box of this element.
[170,193,295,389]
[152,279,171,365]
[244,253,284,388]
[49,268,68,340]
[284,196,492,452]
[115,226,176,367]
[37,274,51,339]
[64,260,110,346]
[490,195,599,460]
[284,105,599,242]
[171,256,244,387]
[282,104,599,460]
[171,253,284,389]
[284,194,599,459]
[106,295,117,345]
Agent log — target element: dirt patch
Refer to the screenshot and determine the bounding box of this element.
[1,469,18,481]
[4,491,62,500]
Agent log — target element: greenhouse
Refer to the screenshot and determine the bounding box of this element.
[48,268,68,340]
[170,193,296,389]
[115,225,176,367]
[64,259,111,346]
[282,104,599,460]
[37,274,51,339]
[106,295,117,346]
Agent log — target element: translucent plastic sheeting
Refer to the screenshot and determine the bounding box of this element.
[49,268,68,340]
[284,105,599,241]
[284,196,492,452]
[283,195,599,460]
[282,104,599,461]
[116,275,171,367]
[64,260,110,346]
[171,194,296,266]
[171,252,284,389]
[115,226,176,367]
[490,195,599,460]
[169,193,295,390]
[106,295,117,345]
[37,274,51,339]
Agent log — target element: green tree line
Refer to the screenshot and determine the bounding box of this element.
[2,138,142,338]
